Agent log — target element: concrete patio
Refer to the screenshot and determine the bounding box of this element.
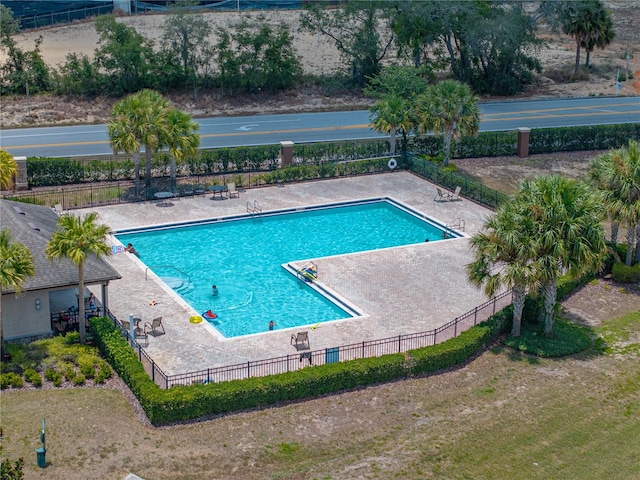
[78,172,502,377]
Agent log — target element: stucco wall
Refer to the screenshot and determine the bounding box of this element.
[2,291,52,340]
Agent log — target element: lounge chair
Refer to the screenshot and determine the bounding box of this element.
[144,317,165,336]
[449,186,462,201]
[290,331,310,350]
[434,187,449,202]
[227,182,239,198]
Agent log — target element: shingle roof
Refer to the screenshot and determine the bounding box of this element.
[1,199,121,294]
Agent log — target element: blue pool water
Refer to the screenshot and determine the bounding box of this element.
[116,199,453,337]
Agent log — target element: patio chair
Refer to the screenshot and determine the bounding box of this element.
[144,317,165,336]
[179,184,195,197]
[227,182,239,198]
[120,320,144,337]
[53,204,64,215]
[290,331,310,351]
[449,186,462,201]
[434,187,449,202]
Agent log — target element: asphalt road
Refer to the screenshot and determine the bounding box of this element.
[1,96,638,158]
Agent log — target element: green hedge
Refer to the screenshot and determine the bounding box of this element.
[408,309,509,375]
[612,261,640,283]
[22,123,639,189]
[410,123,639,159]
[24,142,388,188]
[529,123,640,154]
[91,309,508,425]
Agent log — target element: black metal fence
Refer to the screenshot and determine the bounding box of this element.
[14,2,114,30]
[133,0,302,14]
[104,310,169,390]
[163,290,512,388]
[406,153,510,210]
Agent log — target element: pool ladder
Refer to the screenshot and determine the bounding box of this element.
[443,218,465,238]
[247,200,262,216]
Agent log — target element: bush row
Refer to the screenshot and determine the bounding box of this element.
[529,123,640,154]
[25,141,391,187]
[9,156,397,210]
[411,123,640,159]
[91,310,509,425]
[24,123,639,188]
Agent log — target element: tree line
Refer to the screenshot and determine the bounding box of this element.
[0,7,301,98]
[0,0,616,99]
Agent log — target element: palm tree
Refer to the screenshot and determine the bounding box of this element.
[467,201,538,337]
[516,175,606,335]
[588,150,621,245]
[0,229,35,358]
[164,108,200,190]
[140,90,171,188]
[109,96,143,193]
[589,141,640,265]
[606,141,640,266]
[108,89,170,195]
[0,149,17,191]
[370,96,412,156]
[45,213,111,344]
[559,0,615,75]
[580,2,615,68]
[415,80,480,166]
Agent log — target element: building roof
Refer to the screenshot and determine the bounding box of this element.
[1,199,121,294]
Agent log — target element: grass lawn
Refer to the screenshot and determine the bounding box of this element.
[1,308,639,479]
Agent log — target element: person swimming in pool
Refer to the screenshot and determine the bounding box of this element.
[212,285,218,296]
[125,243,138,255]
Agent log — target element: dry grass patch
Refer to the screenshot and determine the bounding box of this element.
[1,308,639,479]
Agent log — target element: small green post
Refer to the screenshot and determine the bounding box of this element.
[36,418,46,468]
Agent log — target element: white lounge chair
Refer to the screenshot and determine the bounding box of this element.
[449,186,462,201]
[434,188,449,202]
[227,182,239,198]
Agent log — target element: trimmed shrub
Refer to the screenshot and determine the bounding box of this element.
[73,373,86,386]
[95,362,112,384]
[23,368,42,387]
[602,242,625,275]
[64,332,80,345]
[60,362,76,382]
[78,354,96,379]
[44,368,63,387]
[612,261,640,283]
[0,372,24,389]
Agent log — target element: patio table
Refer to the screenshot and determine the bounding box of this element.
[208,185,228,199]
[154,191,174,207]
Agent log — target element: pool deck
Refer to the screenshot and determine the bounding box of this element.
[78,172,500,376]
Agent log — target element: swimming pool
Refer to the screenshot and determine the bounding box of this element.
[115,198,458,337]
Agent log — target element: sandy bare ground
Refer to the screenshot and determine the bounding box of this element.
[1,3,639,128]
